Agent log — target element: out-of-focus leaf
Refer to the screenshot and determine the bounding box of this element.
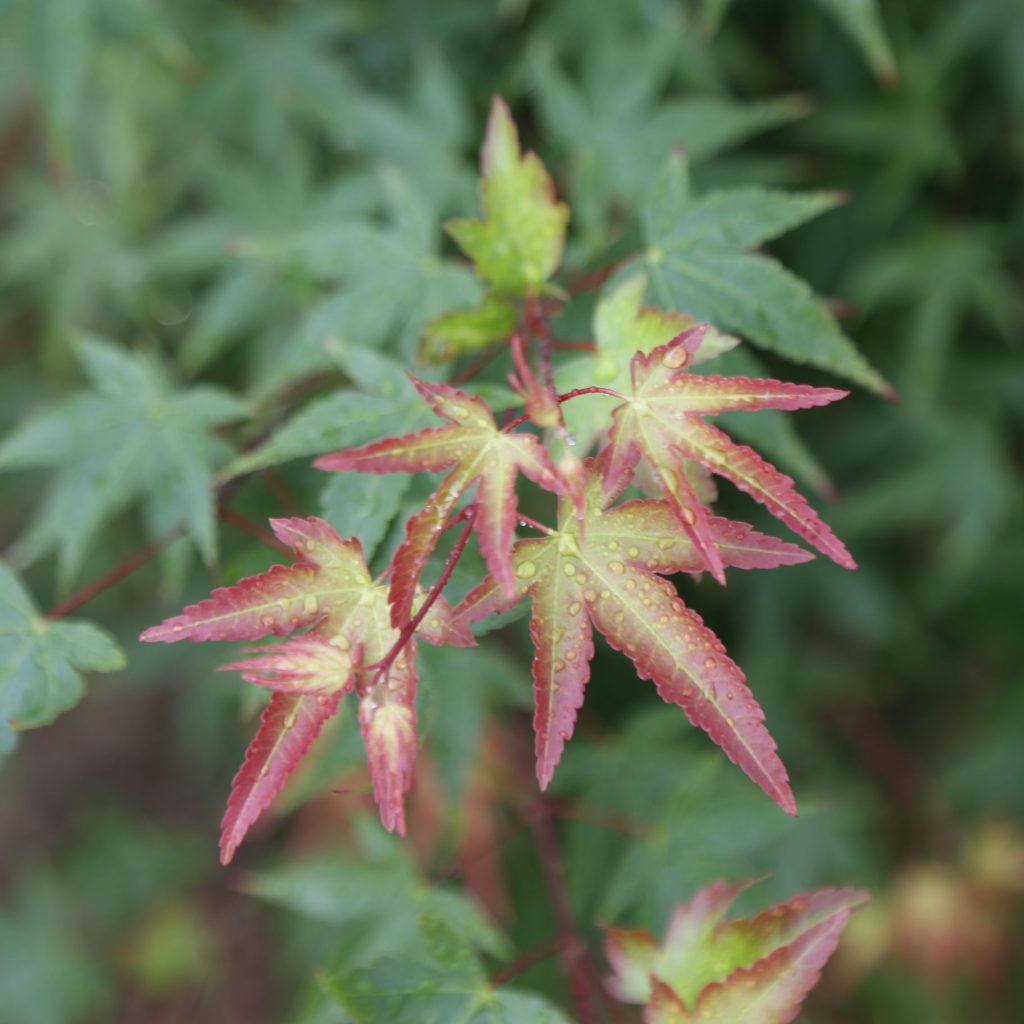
[0,872,110,1024]
[446,96,569,297]
[325,909,568,1023]
[0,562,124,757]
[0,336,244,582]
[642,153,890,395]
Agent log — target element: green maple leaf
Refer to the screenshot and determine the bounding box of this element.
[0,563,124,759]
[445,96,569,298]
[0,337,245,585]
[327,911,571,1023]
[642,152,891,395]
[454,461,811,805]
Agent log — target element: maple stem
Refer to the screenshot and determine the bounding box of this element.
[218,507,292,555]
[567,258,626,296]
[372,507,476,682]
[559,385,624,402]
[528,797,599,1024]
[45,527,185,621]
[553,338,596,353]
[516,514,555,537]
[490,937,566,989]
[501,386,625,434]
[451,342,507,385]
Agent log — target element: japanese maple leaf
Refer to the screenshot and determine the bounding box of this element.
[453,462,811,807]
[315,376,564,629]
[141,516,472,863]
[604,879,869,1024]
[445,95,569,297]
[604,325,853,585]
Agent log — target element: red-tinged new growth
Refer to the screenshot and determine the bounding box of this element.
[604,325,853,584]
[140,517,473,862]
[453,461,810,804]
[315,376,564,629]
[604,879,869,1024]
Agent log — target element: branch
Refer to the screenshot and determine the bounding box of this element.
[45,527,185,621]
[527,796,599,1024]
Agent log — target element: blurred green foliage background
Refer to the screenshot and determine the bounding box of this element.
[0,1,1022,1021]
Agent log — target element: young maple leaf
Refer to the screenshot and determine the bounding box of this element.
[604,325,853,584]
[453,462,811,807]
[445,95,569,298]
[605,879,869,1024]
[140,516,472,863]
[315,376,564,629]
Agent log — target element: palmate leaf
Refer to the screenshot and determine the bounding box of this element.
[0,563,124,760]
[558,271,739,453]
[141,517,473,861]
[0,337,244,585]
[605,879,868,1023]
[642,152,892,396]
[326,910,571,1023]
[445,95,569,298]
[454,461,810,806]
[603,326,853,584]
[315,377,564,628]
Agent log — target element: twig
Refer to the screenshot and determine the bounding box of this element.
[45,528,185,621]
[490,937,567,988]
[528,796,599,1024]
[218,507,292,555]
[516,514,556,537]
[369,506,476,683]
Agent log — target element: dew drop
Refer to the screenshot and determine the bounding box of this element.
[303,595,319,616]
[681,507,697,526]
[607,541,620,552]
[628,546,640,557]
[516,560,537,579]
[568,601,582,616]
[662,346,689,370]
[562,562,576,577]
[658,539,673,551]
[316,695,328,706]
[600,589,610,599]
[624,579,637,591]
[704,656,717,670]
[609,560,625,575]
[172,624,184,633]
[260,614,276,629]
[583,589,597,602]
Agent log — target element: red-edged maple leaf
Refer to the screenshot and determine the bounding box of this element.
[603,325,852,585]
[140,516,472,862]
[315,376,564,629]
[453,462,810,805]
[605,879,869,1024]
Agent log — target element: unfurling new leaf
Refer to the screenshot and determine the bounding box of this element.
[605,879,869,1023]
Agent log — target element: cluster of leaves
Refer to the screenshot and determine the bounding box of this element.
[141,97,871,881]
[3,0,1023,1021]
